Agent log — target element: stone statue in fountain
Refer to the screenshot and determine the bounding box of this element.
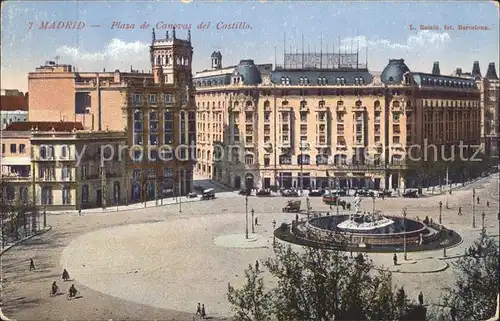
[353,197,362,213]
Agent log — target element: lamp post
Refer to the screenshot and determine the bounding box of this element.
[481,211,486,233]
[178,171,182,213]
[472,188,476,228]
[403,207,407,260]
[245,195,249,239]
[272,219,276,247]
[43,205,47,228]
[251,208,255,233]
[439,201,443,225]
[372,195,376,215]
[306,197,310,220]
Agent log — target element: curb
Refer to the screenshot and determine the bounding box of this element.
[46,197,203,215]
[0,226,52,256]
[375,260,449,274]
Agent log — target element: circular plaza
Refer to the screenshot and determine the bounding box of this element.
[1,174,499,320]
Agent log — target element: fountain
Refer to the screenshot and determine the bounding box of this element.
[276,198,462,253]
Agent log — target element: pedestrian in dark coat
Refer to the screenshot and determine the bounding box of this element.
[418,292,424,305]
[393,253,398,266]
[29,258,36,271]
[201,304,206,319]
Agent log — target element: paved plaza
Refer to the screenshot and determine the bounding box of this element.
[1,174,499,320]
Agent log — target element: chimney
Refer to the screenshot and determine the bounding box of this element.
[432,61,440,75]
[472,61,481,78]
[485,62,499,80]
[456,68,462,76]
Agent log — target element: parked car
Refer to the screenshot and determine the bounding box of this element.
[308,189,324,197]
[322,194,346,207]
[239,189,251,196]
[256,189,272,197]
[281,189,299,197]
[354,189,375,197]
[201,188,216,200]
[378,189,392,198]
[402,189,419,198]
[187,192,198,198]
[282,199,301,212]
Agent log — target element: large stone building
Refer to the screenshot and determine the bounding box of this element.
[194,48,495,191]
[1,121,127,210]
[23,28,196,206]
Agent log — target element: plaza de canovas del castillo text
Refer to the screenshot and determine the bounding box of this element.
[1,29,499,210]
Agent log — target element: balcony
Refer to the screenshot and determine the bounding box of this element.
[263,142,273,151]
[353,104,366,111]
[299,141,310,150]
[374,118,381,124]
[316,141,329,148]
[336,105,346,112]
[279,141,291,149]
[1,173,32,182]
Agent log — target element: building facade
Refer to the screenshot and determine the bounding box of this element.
[0,130,31,203]
[194,49,490,191]
[24,28,196,206]
[0,92,28,129]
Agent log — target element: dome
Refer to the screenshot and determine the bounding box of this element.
[381,59,410,84]
[234,60,262,85]
[211,51,222,59]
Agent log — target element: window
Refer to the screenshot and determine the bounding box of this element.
[6,186,14,201]
[132,93,142,104]
[62,186,71,205]
[19,187,28,202]
[393,113,400,123]
[1,144,4,154]
[164,94,173,103]
[81,185,89,204]
[264,154,270,167]
[245,154,254,165]
[19,144,26,154]
[297,154,310,165]
[279,154,292,165]
[164,168,173,178]
[10,144,16,153]
[41,186,53,205]
[393,136,400,144]
[148,168,156,177]
[61,166,70,180]
[300,112,307,123]
[164,110,174,144]
[149,94,157,103]
[61,145,68,158]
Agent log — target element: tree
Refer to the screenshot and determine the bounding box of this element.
[442,232,499,321]
[227,264,273,321]
[228,243,423,321]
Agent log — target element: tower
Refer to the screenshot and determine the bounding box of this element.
[432,61,440,75]
[150,27,193,86]
[211,51,222,69]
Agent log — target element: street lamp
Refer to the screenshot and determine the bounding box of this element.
[306,197,310,220]
[472,188,476,228]
[439,201,443,225]
[245,195,249,239]
[372,195,376,215]
[403,207,407,260]
[481,211,486,233]
[251,208,255,233]
[272,219,276,247]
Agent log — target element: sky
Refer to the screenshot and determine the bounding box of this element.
[1,0,499,92]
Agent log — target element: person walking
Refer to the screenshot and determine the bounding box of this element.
[418,291,424,305]
[255,217,258,226]
[487,200,490,207]
[201,304,206,319]
[255,260,259,272]
[477,196,480,204]
[29,258,36,271]
[393,253,398,266]
[458,207,462,216]
[196,303,201,316]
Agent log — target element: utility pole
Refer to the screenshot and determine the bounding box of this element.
[178,170,182,213]
[481,211,486,233]
[245,195,249,239]
[445,165,449,208]
[251,208,255,233]
[101,162,106,210]
[306,197,310,220]
[439,201,443,225]
[403,207,407,260]
[472,188,476,228]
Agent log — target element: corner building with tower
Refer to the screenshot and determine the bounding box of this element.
[194,43,499,191]
[17,28,196,210]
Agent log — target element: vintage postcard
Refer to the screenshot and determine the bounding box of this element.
[1,1,499,320]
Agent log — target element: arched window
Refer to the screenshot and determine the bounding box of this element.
[337,100,344,106]
[393,100,400,108]
[264,100,270,109]
[359,77,364,84]
[355,100,362,107]
[297,154,310,165]
[279,154,292,165]
[299,77,303,85]
[355,78,359,85]
[61,145,69,158]
[246,101,253,107]
[323,77,327,85]
[340,77,345,85]
[336,77,340,84]
[245,154,254,165]
[374,100,380,109]
[304,77,309,84]
[281,77,285,84]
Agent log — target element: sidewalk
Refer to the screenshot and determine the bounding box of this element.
[47,195,204,215]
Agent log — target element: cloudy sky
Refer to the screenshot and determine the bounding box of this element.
[1,1,499,92]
